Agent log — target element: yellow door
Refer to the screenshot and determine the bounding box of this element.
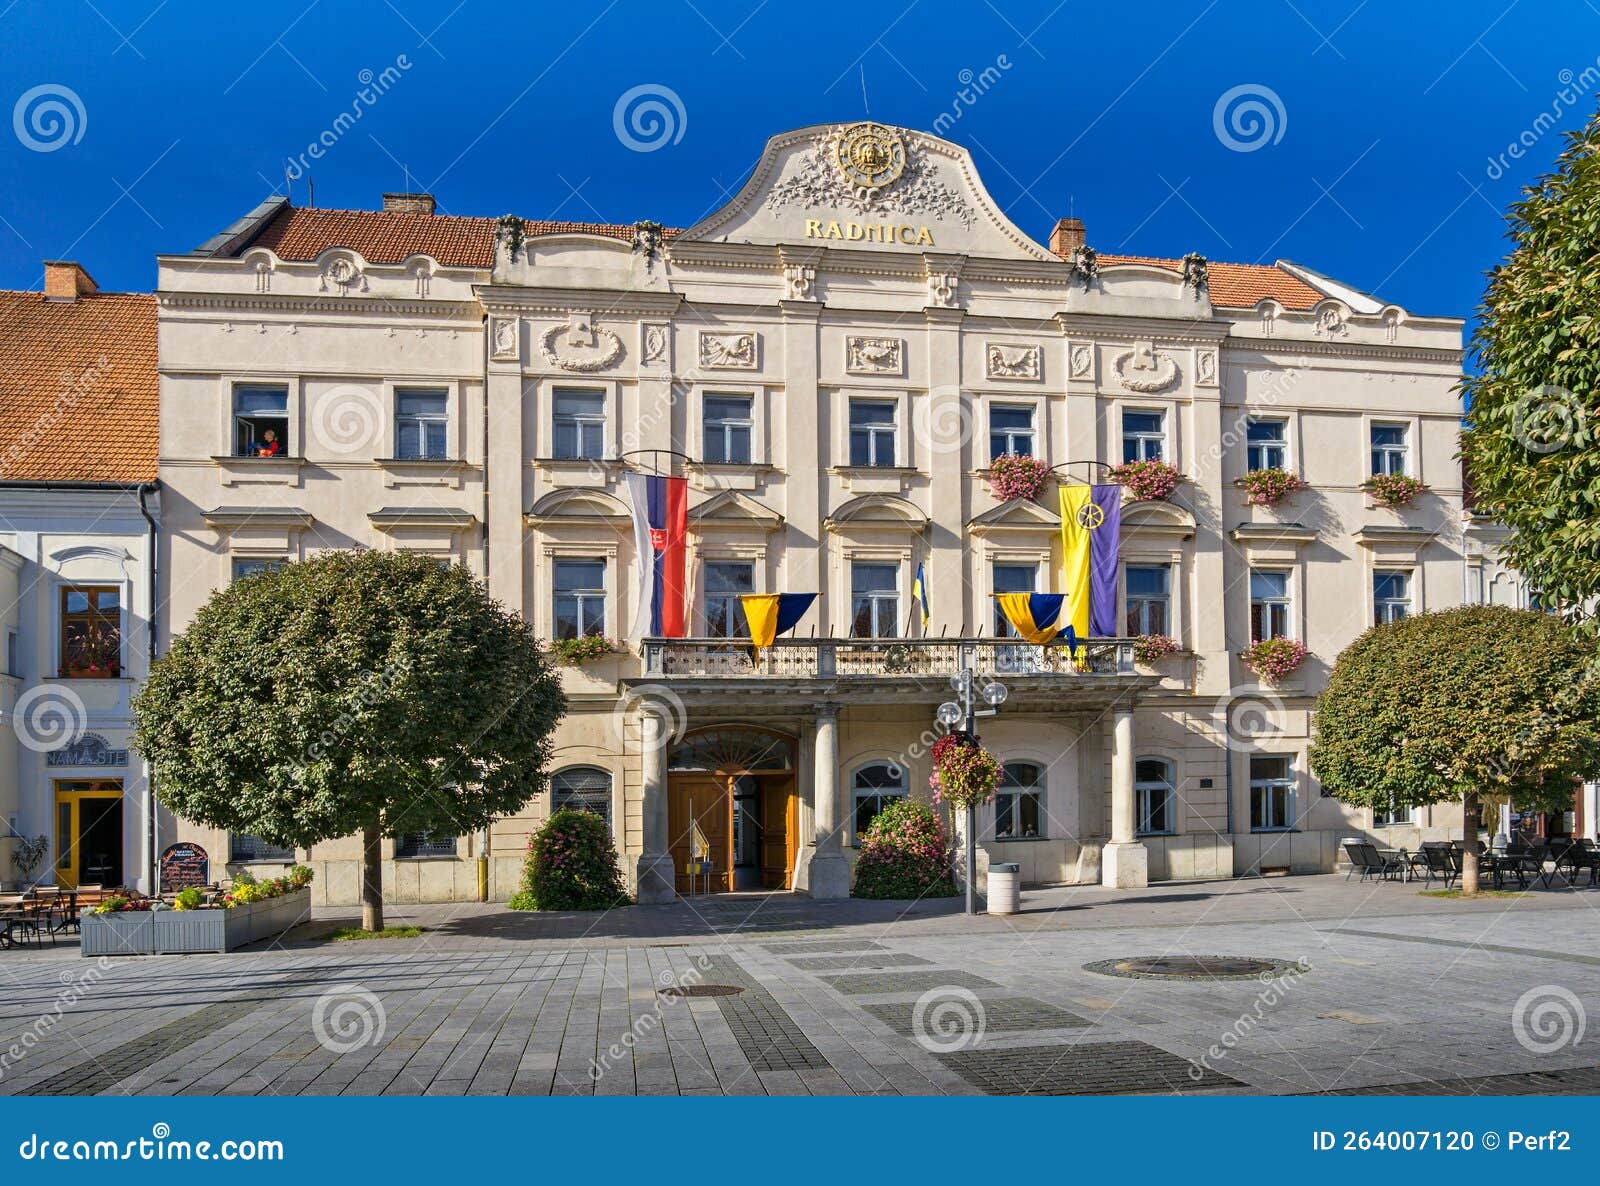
[53,780,123,890]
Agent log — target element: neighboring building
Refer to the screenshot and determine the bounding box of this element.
[153,124,1487,904]
[0,262,160,894]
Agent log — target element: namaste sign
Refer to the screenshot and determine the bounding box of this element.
[1076,503,1105,529]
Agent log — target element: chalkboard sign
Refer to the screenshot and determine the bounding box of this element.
[159,843,210,893]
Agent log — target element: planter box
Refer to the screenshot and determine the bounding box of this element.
[83,889,311,956]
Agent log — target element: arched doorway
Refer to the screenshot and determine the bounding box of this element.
[667,726,797,893]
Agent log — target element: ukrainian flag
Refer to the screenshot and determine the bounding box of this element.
[739,592,817,650]
[912,562,930,631]
[996,593,1067,646]
[1059,485,1095,637]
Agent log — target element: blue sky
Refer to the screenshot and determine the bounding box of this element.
[1,0,1593,329]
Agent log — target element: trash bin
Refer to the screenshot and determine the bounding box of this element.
[988,861,1020,915]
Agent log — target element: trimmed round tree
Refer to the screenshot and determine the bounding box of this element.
[133,549,565,930]
[1308,606,1599,893]
[1460,105,1600,624]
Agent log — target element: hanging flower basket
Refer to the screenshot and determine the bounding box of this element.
[1108,460,1184,501]
[1132,634,1181,666]
[986,453,1051,503]
[1235,468,1306,508]
[1360,474,1427,508]
[1241,638,1308,682]
[929,733,1004,810]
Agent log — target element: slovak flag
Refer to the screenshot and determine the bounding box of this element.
[626,473,688,639]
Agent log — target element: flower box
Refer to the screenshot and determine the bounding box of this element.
[79,910,155,957]
[82,888,311,956]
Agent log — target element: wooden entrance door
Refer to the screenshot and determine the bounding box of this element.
[669,776,733,894]
[760,776,798,889]
[53,780,123,889]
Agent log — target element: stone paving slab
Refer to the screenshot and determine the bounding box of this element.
[819,970,1002,995]
[861,996,1091,1036]
[784,953,932,970]
[936,1040,1244,1095]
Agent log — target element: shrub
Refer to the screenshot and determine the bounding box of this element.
[1235,467,1306,507]
[92,894,151,915]
[174,887,205,911]
[987,453,1051,502]
[1242,637,1309,682]
[287,864,314,889]
[851,799,958,900]
[1108,459,1184,501]
[512,807,630,911]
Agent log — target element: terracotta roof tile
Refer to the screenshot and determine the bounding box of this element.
[1096,252,1326,310]
[0,290,158,483]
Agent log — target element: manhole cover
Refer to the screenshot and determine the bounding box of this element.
[660,983,744,998]
[1084,955,1301,981]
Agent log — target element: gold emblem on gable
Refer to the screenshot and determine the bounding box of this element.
[833,122,906,191]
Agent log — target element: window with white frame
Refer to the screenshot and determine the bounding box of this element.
[1122,410,1166,463]
[1249,569,1291,642]
[1249,754,1296,831]
[233,384,289,457]
[848,399,897,467]
[1373,570,1411,624]
[552,766,612,830]
[989,404,1036,459]
[850,562,899,638]
[395,387,448,460]
[1370,422,1409,476]
[1125,564,1170,636]
[552,388,605,460]
[1372,797,1413,827]
[1245,417,1288,471]
[1135,757,1176,835]
[553,558,606,640]
[994,761,1045,839]
[852,761,906,841]
[704,561,754,638]
[991,562,1037,635]
[702,393,753,465]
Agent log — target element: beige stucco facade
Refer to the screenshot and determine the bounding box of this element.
[153,124,1508,905]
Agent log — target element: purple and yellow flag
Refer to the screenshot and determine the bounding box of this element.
[1059,484,1121,637]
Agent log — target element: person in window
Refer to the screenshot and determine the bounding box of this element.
[255,428,282,457]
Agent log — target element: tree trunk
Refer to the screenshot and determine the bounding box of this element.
[361,820,384,932]
[1461,791,1480,895]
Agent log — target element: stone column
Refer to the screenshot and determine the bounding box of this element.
[635,701,676,903]
[807,704,850,898]
[1101,705,1148,888]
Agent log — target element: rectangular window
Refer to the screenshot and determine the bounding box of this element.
[1122,410,1166,463]
[850,562,899,638]
[230,834,295,862]
[1372,799,1413,827]
[1249,754,1295,832]
[553,559,606,640]
[552,389,605,460]
[60,586,121,678]
[702,394,753,465]
[5,628,19,678]
[989,404,1035,460]
[231,557,287,582]
[1136,758,1175,835]
[395,388,448,460]
[1370,422,1409,476]
[395,832,458,858]
[1125,564,1171,637]
[233,384,289,458]
[1374,570,1411,624]
[704,561,754,638]
[1249,569,1291,643]
[991,563,1037,636]
[1245,417,1287,471]
[848,400,897,467]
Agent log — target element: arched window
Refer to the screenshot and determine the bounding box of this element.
[552,766,612,830]
[851,761,906,842]
[1135,757,1175,836]
[994,761,1046,840]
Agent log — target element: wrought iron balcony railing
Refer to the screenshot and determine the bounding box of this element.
[639,637,1140,680]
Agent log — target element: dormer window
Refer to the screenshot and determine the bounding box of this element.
[234,385,289,457]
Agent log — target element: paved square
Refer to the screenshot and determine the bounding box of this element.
[937,1041,1245,1095]
[862,997,1090,1036]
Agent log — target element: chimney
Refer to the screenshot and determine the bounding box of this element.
[382,192,436,215]
[43,260,99,302]
[1049,217,1086,259]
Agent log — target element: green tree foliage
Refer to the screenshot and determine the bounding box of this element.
[508,807,629,911]
[1309,606,1599,891]
[133,550,565,928]
[1460,107,1600,621]
[851,799,958,900]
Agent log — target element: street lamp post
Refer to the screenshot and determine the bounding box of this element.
[938,668,1007,916]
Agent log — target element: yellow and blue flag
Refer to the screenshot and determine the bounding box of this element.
[1060,484,1122,637]
[739,592,817,650]
[996,592,1070,647]
[912,562,930,630]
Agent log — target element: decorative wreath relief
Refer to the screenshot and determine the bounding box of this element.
[1108,459,1184,501]
[1235,467,1306,507]
[1360,473,1427,508]
[1241,638,1308,683]
[1132,634,1181,666]
[987,453,1051,502]
[929,733,1004,810]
